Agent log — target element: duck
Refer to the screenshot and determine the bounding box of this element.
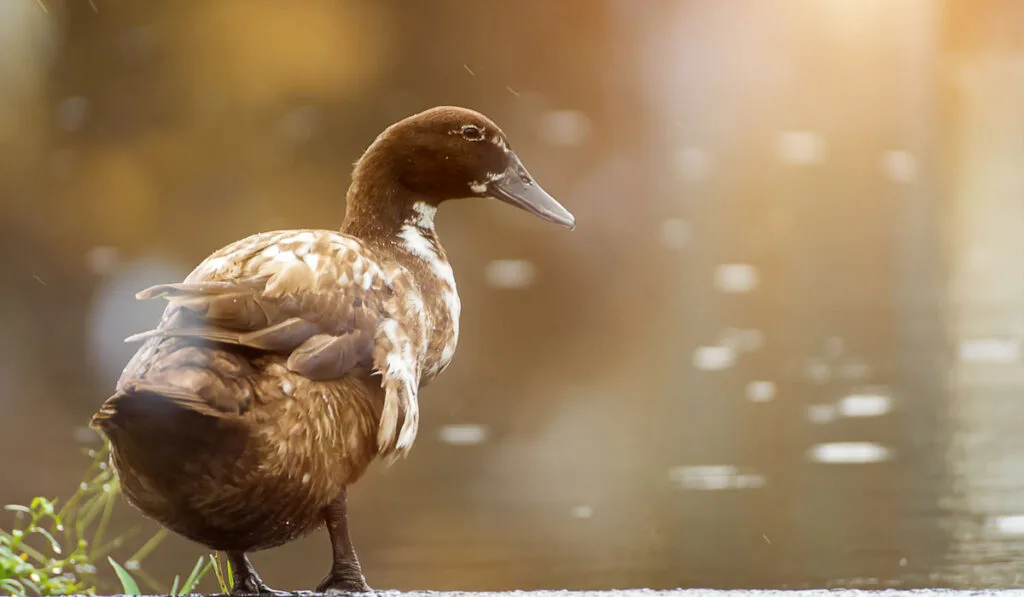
[89,106,575,594]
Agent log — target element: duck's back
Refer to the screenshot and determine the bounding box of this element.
[107,229,394,418]
[91,229,404,551]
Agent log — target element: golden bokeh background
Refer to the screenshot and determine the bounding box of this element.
[2,0,1024,592]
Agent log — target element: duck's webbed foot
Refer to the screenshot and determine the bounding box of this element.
[316,490,372,593]
[316,569,371,593]
[228,552,289,596]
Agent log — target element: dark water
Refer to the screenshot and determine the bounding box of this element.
[7,345,1022,593]
[2,0,1023,593]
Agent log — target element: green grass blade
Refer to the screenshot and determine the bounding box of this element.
[0,578,27,596]
[180,554,213,594]
[169,574,180,596]
[19,577,41,595]
[126,526,168,565]
[90,490,116,552]
[31,526,62,554]
[0,529,46,563]
[74,492,107,537]
[108,556,141,596]
[211,552,226,593]
[92,526,138,560]
[133,566,165,595]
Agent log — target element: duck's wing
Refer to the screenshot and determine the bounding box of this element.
[122,230,422,461]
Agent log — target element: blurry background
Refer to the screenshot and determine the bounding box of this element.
[1,0,1023,591]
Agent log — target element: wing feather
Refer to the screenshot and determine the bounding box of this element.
[121,230,422,461]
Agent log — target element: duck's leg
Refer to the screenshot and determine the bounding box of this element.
[315,489,371,593]
[227,551,286,595]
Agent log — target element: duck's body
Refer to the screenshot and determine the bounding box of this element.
[96,224,455,551]
[90,106,574,594]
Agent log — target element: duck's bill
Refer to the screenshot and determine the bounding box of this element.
[489,155,576,230]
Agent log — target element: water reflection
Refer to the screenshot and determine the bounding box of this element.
[0,0,1023,593]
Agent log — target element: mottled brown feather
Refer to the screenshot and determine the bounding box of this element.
[89,233,418,550]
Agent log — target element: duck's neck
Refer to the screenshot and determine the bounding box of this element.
[390,200,461,379]
[342,149,432,242]
[341,164,449,272]
[341,188,410,244]
[341,157,461,378]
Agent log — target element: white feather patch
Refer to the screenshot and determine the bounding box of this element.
[273,250,299,263]
[404,289,425,315]
[375,318,420,462]
[411,201,437,229]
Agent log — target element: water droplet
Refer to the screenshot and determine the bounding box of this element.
[484,260,536,289]
[745,380,776,403]
[714,263,759,293]
[776,130,825,165]
[881,150,917,183]
[989,515,1024,535]
[807,442,891,464]
[838,391,892,418]
[668,465,766,491]
[958,337,1021,363]
[693,345,736,371]
[438,424,489,446]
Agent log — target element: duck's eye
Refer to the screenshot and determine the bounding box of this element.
[460,125,484,141]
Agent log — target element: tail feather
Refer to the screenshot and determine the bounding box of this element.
[91,383,227,433]
[90,391,126,429]
[91,384,250,495]
[135,276,270,300]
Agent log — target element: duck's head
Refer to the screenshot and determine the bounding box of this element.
[346,106,576,232]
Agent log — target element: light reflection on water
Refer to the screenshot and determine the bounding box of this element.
[34,252,1021,591]
[1,1,1022,591]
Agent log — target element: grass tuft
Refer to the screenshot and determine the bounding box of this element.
[0,434,218,596]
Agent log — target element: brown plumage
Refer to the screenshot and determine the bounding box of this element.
[90,106,575,594]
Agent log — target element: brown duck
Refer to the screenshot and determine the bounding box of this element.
[90,106,575,594]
